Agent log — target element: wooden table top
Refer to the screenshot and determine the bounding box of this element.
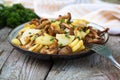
[0,27,120,80]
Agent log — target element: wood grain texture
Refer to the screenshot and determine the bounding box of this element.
[0,27,11,42]
[46,36,120,80]
[0,49,52,80]
[0,28,13,70]
[0,40,14,70]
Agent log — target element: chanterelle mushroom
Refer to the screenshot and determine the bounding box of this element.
[56,12,71,21]
[40,40,58,54]
[58,46,72,55]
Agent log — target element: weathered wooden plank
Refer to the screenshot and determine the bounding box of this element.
[0,49,52,80]
[46,36,120,80]
[46,56,110,80]
[0,41,14,69]
[0,27,11,42]
[0,28,13,70]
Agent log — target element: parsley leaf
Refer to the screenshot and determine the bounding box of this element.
[59,43,63,47]
[51,20,55,23]
[65,34,70,38]
[33,36,37,40]
[50,37,55,42]
[60,18,65,23]
[64,31,68,34]
[29,32,31,34]
[76,37,80,40]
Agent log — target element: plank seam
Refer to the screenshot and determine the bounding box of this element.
[18,55,28,80]
[0,50,4,56]
[44,60,54,80]
[0,48,14,74]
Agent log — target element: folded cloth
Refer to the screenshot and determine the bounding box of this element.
[55,3,120,35]
[83,5,120,35]
[34,1,120,35]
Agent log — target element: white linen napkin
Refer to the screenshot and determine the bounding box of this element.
[34,1,120,35]
[55,3,120,35]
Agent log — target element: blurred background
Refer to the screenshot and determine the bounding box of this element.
[0,0,120,9]
[1,0,119,17]
[0,0,120,34]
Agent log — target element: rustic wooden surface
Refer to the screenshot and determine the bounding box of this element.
[0,27,120,80]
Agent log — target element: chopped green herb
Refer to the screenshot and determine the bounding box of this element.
[34,36,37,40]
[73,25,77,28]
[29,32,31,34]
[79,28,83,32]
[85,20,89,24]
[65,34,70,38]
[77,37,80,40]
[41,26,44,29]
[64,31,68,34]
[60,18,65,23]
[50,37,55,42]
[51,20,55,23]
[67,20,71,24]
[59,43,63,47]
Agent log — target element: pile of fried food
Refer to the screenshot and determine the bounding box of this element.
[11,13,108,55]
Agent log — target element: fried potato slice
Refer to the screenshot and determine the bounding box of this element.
[33,44,43,52]
[11,38,21,46]
[24,23,36,28]
[72,19,89,27]
[20,29,41,45]
[35,33,54,45]
[28,44,39,51]
[56,34,75,46]
[51,21,60,31]
[74,29,90,39]
[70,40,85,52]
[69,38,79,48]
